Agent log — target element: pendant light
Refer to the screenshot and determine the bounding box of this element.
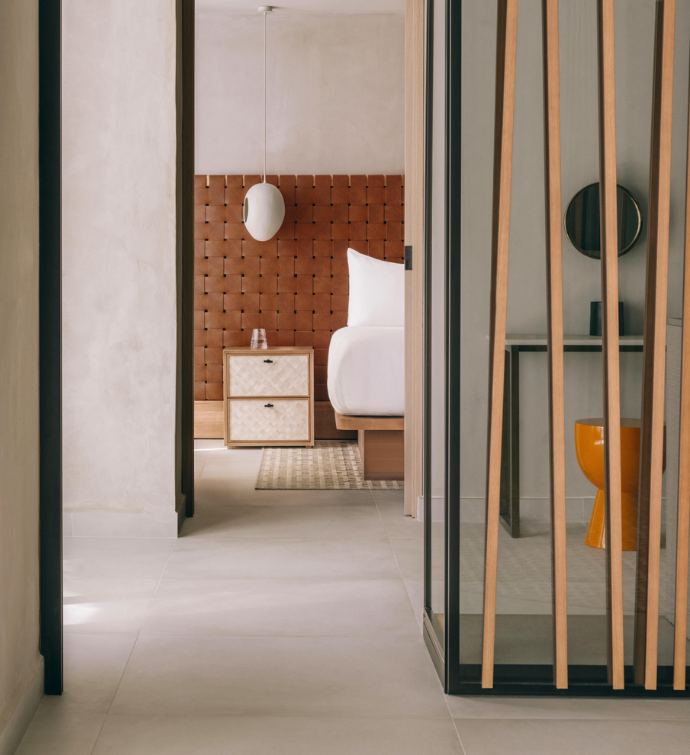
[243,6,285,242]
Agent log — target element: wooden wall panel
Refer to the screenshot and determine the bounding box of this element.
[194,400,224,439]
[541,0,568,690]
[673,14,690,689]
[675,44,690,686]
[597,0,625,691]
[404,0,425,518]
[482,0,519,690]
[194,175,404,407]
[635,0,675,691]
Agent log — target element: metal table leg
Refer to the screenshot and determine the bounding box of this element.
[500,345,520,537]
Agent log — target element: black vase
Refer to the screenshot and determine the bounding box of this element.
[590,301,625,337]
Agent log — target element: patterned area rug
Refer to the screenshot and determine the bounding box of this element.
[256,440,404,490]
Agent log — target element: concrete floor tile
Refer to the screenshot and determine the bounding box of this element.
[375,500,423,539]
[37,634,138,713]
[403,580,446,627]
[201,459,263,481]
[110,635,449,718]
[180,502,384,540]
[165,536,401,581]
[446,695,690,721]
[63,578,159,634]
[194,476,261,504]
[15,705,105,755]
[389,534,443,582]
[454,718,690,755]
[92,714,463,755]
[370,488,405,504]
[63,538,174,581]
[142,577,420,638]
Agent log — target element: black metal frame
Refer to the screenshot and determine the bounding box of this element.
[444,0,461,695]
[422,0,443,678]
[180,0,196,522]
[39,0,63,696]
[422,0,690,697]
[499,347,520,537]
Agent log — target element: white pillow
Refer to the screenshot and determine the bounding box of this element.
[347,248,405,327]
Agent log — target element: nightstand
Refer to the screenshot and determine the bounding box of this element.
[223,346,314,448]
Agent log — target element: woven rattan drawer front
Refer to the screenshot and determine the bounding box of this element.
[226,354,309,397]
[227,399,310,442]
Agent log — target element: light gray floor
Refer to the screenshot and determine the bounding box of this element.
[16,439,690,754]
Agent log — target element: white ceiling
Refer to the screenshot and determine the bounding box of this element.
[196,1,404,14]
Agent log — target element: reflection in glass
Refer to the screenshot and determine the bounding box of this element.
[564,183,642,259]
[426,0,446,639]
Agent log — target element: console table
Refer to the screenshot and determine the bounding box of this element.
[500,334,643,537]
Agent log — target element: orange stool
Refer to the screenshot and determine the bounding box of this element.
[574,418,645,551]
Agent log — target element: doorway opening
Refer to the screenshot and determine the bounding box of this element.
[39,0,427,727]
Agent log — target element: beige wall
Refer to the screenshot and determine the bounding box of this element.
[62,0,180,537]
[460,0,690,509]
[0,0,44,750]
[195,12,405,175]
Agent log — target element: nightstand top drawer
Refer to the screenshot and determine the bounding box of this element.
[225,351,311,397]
[223,347,313,354]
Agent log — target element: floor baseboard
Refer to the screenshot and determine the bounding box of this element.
[0,658,44,755]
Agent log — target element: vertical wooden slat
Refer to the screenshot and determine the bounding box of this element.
[482,0,519,690]
[541,0,568,690]
[596,0,625,690]
[403,0,425,518]
[674,45,690,687]
[635,0,675,691]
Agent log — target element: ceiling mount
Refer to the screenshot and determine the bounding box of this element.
[257,5,274,11]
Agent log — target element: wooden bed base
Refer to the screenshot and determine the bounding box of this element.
[334,411,404,481]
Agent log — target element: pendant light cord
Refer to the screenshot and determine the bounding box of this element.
[263,10,267,183]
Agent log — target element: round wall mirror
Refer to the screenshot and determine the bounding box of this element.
[564,183,642,259]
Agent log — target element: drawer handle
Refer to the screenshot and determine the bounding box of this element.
[264,403,274,408]
[264,359,273,363]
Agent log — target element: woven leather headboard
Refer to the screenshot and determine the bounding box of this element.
[194,174,404,403]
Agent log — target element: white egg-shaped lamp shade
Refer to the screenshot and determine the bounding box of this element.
[243,182,285,242]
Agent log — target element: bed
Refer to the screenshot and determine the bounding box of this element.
[327,248,406,481]
[327,327,405,482]
[327,326,405,417]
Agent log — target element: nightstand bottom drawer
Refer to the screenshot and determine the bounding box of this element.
[226,399,310,442]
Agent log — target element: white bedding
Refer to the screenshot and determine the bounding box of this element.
[327,327,404,416]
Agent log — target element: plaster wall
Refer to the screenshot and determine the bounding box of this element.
[460,0,690,508]
[62,0,180,536]
[0,0,44,749]
[195,13,405,175]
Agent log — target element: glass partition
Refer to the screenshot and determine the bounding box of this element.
[423,0,690,696]
[422,0,447,660]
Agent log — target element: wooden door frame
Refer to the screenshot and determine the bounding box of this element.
[404,0,426,518]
